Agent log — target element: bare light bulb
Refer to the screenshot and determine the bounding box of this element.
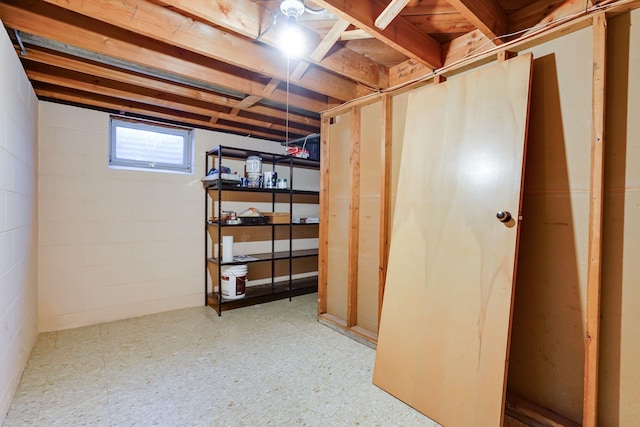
[279,16,305,57]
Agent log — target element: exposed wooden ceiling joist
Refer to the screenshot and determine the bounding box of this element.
[375,0,412,30]
[37,0,358,101]
[292,18,352,81]
[26,63,314,137]
[312,0,443,70]
[20,45,320,129]
[35,83,291,140]
[150,0,384,89]
[0,2,326,113]
[1,0,636,142]
[341,29,373,40]
[445,0,507,44]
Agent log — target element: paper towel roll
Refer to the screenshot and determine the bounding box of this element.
[222,236,234,263]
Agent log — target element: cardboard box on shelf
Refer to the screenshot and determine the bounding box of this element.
[262,212,291,224]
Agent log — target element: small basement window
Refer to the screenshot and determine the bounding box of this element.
[109,117,193,173]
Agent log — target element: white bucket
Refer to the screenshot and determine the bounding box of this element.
[221,264,248,300]
[246,156,262,173]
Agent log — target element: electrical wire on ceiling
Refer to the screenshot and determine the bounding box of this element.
[303,4,326,14]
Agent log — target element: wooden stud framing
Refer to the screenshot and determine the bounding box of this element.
[347,107,362,327]
[505,393,581,427]
[583,12,607,427]
[375,0,412,30]
[433,75,447,84]
[378,95,393,325]
[498,50,518,62]
[318,115,332,315]
[325,93,386,121]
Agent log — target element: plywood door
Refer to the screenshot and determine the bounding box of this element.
[373,54,533,427]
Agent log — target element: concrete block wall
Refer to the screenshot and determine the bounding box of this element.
[0,19,39,424]
[37,103,300,331]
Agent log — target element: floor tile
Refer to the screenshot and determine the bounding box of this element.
[4,294,440,426]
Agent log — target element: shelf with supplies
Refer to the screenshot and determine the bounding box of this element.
[207,249,319,265]
[203,145,320,315]
[206,277,318,313]
[204,145,320,169]
[203,184,320,197]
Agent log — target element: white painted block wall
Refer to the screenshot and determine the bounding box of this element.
[37,103,318,332]
[0,19,39,424]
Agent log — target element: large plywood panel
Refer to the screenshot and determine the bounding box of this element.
[357,101,383,334]
[508,192,588,421]
[599,9,640,426]
[374,55,533,427]
[390,89,417,224]
[519,28,593,193]
[507,26,593,423]
[326,112,351,320]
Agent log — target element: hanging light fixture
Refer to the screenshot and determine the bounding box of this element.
[280,0,305,20]
[279,0,306,57]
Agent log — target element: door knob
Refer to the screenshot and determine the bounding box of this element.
[496,211,512,223]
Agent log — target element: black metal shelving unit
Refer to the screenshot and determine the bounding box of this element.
[203,145,320,315]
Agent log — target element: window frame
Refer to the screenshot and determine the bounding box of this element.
[109,116,194,174]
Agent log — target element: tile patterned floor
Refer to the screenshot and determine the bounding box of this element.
[3,294,438,426]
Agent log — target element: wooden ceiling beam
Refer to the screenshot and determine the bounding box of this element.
[19,46,320,130]
[25,67,315,135]
[387,58,433,88]
[291,18,352,81]
[403,13,477,34]
[399,1,462,16]
[508,0,587,36]
[151,0,384,88]
[341,29,373,41]
[312,0,443,70]
[34,85,297,140]
[443,29,493,67]
[0,2,328,114]
[445,0,507,44]
[38,0,358,101]
[231,79,282,114]
[310,18,352,63]
[232,18,361,115]
[388,0,629,88]
[375,0,412,30]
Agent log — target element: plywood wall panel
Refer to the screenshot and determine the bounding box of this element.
[356,102,383,334]
[389,91,413,224]
[599,9,640,426]
[326,112,351,320]
[374,55,533,427]
[519,30,593,194]
[508,191,588,421]
[508,26,593,423]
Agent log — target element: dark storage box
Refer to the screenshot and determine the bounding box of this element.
[286,134,319,161]
[239,216,269,225]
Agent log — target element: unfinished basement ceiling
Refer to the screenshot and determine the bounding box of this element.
[0,0,605,142]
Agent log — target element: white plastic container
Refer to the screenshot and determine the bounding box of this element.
[245,156,262,173]
[247,172,261,188]
[263,171,277,188]
[276,178,288,189]
[221,264,248,300]
[222,236,234,263]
